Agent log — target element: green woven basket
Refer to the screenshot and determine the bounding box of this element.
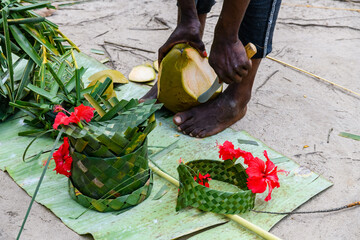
[69,172,153,212]
[69,139,150,199]
[63,98,162,212]
[176,159,256,214]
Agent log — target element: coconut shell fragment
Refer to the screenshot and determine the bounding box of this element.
[153,60,159,72]
[88,69,128,84]
[129,65,156,82]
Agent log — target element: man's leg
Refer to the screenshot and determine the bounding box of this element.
[174,58,261,137]
[174,0,282,137]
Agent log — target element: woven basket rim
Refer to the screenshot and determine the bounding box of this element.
[176,159,256,214]
[69,139,147,161]
[68,171,153,212]
[182,159,252,194]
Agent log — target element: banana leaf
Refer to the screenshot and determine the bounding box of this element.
[0,53,332,239]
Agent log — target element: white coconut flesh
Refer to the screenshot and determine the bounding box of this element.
[128,65,156,82]
[181,48,218,99]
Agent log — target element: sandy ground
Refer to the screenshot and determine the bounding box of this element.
[1,0,360,239]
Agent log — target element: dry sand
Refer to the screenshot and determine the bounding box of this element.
[1,0,360,239]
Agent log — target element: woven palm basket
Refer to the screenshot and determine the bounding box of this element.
[176,159,256,214]
[64,98,161,212]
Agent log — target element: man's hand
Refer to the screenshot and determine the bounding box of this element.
[158,20,206,64]
[209,38,252,85]
[206,0,251,85]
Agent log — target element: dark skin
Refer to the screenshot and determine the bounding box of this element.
[141,0,261,138]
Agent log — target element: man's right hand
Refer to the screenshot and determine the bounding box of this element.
[158,20,206,64]
[208,37,252,85]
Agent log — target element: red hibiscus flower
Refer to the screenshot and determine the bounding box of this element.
[52,104,95,130]
[245,150,287,201]
[52,137,73,177]
[240,150,255,165]
[217,141,242,161]
[53,112,72,130]
[217,141,255,164]
[194,173,212,188]
[68,104,95,123]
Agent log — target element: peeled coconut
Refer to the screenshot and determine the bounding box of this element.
[157,44,221,113]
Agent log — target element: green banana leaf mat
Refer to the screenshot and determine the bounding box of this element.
[0,52,332,239]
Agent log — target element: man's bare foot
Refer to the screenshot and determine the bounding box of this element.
[139,83,158,103]
[173,83,249,138]
[173,59,261,138]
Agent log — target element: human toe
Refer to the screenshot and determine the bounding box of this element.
[173,111,192,126]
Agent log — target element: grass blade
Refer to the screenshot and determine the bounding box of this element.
[99,100,128,121]
[28,10,58,29]
[9,25,41,65]
[56,29,80,52]
[75,68,81,105]
[90,77,112,100]
[17,18,60,55]
[22,129,54,162]
[0,34,21,53]
[2,9,15,95]
[45,62,69,96]
[339,132,360,141]
[15,59,35,101]
[84,93,106,117]
[17,128,63,240]
[8,17,45,25]
[10,2,53,12]
[26,83,60,103]
[49,61,66,95]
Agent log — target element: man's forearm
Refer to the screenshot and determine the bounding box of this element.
[215,0,250,42]
[177,0,199,23]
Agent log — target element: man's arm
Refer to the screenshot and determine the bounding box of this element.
[209,0,252,84]
[177,0,198,23]
[158,0,206,63]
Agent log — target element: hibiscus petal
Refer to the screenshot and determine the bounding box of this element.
[264,180,279,202]
[74,104,95,122]
[52,137,72,177]
[53,112,70,130]
[263,150,270,162]
[218,141,237,160]
[240,151,255,165]
[247,177,267,193]
[68,112,80,124]
[245,157,265,178]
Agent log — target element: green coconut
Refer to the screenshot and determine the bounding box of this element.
[157,44,222,113]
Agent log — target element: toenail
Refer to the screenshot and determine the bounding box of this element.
[178,127,182,131]
[189,133,193,137]
[174,116,182,124]
[182,131,186,135]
